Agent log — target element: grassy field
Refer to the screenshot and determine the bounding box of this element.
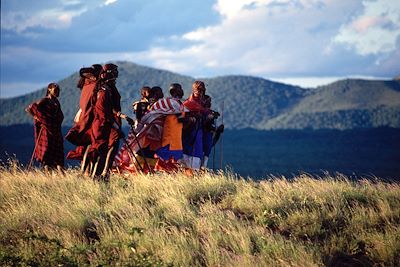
[0,164,399,266]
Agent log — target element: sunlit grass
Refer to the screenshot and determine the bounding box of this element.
[1,163,399,266]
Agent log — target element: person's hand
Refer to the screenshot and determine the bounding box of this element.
[189,117,197,124]
[217,124,224,133]
[125,116,135,125]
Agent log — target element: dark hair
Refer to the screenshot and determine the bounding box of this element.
[149,86,164,102]
[92,64,103,79]
[169,83,184,99]
[77,77,85,90]
[101,63,119,81]
[141,86,151,99]
[46,83,59,96]
[203,94,211,108]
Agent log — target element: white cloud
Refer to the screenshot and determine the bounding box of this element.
[2,0,400,98]
[271,75,391,88]
[136,1,359,78]
[0,1,101,32]
[104,0,118,6]
[333,0,400,55]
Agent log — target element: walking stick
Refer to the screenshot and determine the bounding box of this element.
[219,101,224,170]
[28,126,43,170]
[212,141,216,171]
[121,133,145,173]
[125,117,154,174]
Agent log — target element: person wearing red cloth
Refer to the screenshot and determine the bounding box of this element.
[181,81,207,170]
[26,83,64,172]
[65,65,102,160]
[89,63,125,178]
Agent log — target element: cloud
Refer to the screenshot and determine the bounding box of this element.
[136,0,399,79]
[104,0,118,6]
[333,0,400,55]
[1,0,400,98]
[1,0,219,52]
[0,0,99,32]
[134,1,359,77]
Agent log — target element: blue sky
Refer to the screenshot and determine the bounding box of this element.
[1,0,399,98]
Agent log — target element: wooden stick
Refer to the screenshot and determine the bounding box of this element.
[28,126,43,170]
[219,101,224,170]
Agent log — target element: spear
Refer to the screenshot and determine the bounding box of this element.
[219,101,224,170]
[28,126,43,170]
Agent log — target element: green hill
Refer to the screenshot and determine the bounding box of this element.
[1,61,400,129]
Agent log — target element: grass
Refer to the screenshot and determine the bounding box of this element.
[0,163,399,266]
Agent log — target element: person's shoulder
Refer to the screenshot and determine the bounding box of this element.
[36,97,49,105]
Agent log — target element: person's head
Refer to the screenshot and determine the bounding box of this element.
[203,94,212,108]
[192,80,206,98]
[47,83,60,98]
[141,86,151,100]
[169,83,184,99]
[149,86,164,102]
[101,63,119,82]
[92,64,103,79]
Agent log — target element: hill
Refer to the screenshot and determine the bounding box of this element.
[1,61,400,129]
[1,168,399,266]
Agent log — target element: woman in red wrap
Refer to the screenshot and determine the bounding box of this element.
[181,81,207,170]
[26,83,64,171]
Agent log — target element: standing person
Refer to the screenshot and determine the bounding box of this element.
[113,86,166,174]
[65,65,102,160]
[154,83,186,172]
[88,64,119,178]
[135,86,164,171]
[181,81,207,170]
[132,86,151,123]
[25,83,64,172]
[102,63,125,173]
[201,95,224,168]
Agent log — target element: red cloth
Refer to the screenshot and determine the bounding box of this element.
[28,97,64,167]
[66,146,85,161]
[183,94,205,112]
[90,86,114,156]
[65,80,97,147]
[78,79,97,132]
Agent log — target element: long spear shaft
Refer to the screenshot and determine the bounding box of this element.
[28,126,43,170]
[219,101,224,170]
[129,123,154,174]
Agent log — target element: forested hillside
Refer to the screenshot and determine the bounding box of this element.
[1,61,399,129]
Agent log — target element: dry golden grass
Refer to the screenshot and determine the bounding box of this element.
[0,163,399,266]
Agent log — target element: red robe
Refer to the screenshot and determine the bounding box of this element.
[66,79,97,147]
[27,97,64,167]
[90,85,114,157]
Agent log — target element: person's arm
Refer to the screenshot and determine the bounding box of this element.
[25,99,46,122]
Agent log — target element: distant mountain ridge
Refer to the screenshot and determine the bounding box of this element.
[1,61,399,129]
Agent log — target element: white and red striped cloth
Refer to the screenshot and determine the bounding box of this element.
[113,97,184,172]
[148,97,184,114]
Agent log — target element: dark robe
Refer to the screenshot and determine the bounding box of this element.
[27,97,64,167]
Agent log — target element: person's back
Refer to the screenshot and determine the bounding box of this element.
[132,86,151,121]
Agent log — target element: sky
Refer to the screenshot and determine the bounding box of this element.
[1,0,400,98]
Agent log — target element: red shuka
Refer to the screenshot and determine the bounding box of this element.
[90,85,114,156]
[28,97,64,167]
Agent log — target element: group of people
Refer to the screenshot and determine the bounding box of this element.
[26,63,224,178]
